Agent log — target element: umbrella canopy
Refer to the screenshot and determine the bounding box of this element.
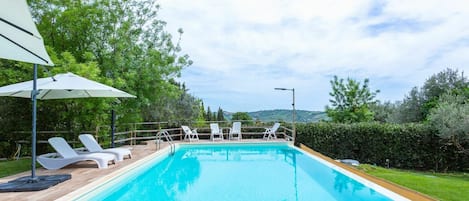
[0,72,136,99]
[0,71,135,191]
[0,1,77,190]
[0,0,53,65]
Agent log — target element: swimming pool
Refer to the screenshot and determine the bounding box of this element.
[74,143,408,201]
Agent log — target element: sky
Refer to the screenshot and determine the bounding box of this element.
[158,0,469,112]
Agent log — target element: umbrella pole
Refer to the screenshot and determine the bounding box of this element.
[111,109,115,148]
[30,64,38,182]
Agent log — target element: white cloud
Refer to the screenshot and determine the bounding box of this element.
[159,0,469,112]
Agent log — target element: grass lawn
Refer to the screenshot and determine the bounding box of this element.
[0,158,40,178]
[358,164,469,201]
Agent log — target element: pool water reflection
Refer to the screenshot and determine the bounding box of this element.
[87,144,400,201]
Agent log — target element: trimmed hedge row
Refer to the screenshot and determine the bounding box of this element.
[296,122,469,171]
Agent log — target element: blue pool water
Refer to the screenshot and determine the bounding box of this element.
[79,144,403,201]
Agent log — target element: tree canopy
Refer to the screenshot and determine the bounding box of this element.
[231,112,253,121]
[385,68,468,123]
[428,93,469,155]
[0,0,201,143]
[325,76,379,123]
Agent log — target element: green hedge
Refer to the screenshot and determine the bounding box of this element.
[296,122,469,171]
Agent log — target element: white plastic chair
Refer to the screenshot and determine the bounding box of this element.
[210,123,224,141]
[263,123,280,140]
[181,125,199,142]
[229,122,242,140]
[37,137,116,170]
[79,134,132,161]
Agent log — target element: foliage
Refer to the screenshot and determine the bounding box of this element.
[390,68,468,123]
[216,107,225,121]
[0,0,201,157]
[143,82,201,123]
[231,112,253,121]
[205,106,213,121]
[194,102,207,127]
[421,68,468,117]
[245,109,327,122]
[28,0,195,123]
[325,76,379,123]
[387,87,424,123]
[369,101,396,123]
[428,93,469,155]
[358,164,469,201]
[296,122,469,171]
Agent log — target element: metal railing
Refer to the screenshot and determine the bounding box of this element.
[111,121,294,145]
[11,120,295,158]
[156,130,175,155]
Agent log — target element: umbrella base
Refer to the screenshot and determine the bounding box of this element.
[0,174,71,192]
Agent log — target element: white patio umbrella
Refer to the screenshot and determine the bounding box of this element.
[0,0,57,189]
[0,0,53,65]
[0,72,136,99]
[0,72,135,191]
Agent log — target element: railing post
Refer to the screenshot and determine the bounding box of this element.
[111,109,116,148]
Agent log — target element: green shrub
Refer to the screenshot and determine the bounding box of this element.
[296,122,469,171]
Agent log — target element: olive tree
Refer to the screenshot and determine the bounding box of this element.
[390,68,467,123]
[428,93,469,155]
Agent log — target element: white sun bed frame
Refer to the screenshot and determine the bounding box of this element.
[37,137,116,170]
[78,134,132,162]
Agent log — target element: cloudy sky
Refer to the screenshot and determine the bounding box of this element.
[158,0,469,112]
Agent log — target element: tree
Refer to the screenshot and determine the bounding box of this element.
[194,102,207,127]
[428,93,469,155]
[231,112,252,121]
[175,83,202,122]
[0,0,199,157]
[387,87,424,123]
[216,107,225,121]
[390,68,468,123]
[421,68,468,118]
[325,76,379,123]
[206,106,212,121]
[26,0,195,124]
[211,112,217,122]
[369,101,395,123]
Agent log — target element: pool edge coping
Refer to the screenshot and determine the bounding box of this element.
[299,143,437,201]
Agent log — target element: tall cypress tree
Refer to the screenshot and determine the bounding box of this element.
[206,106,212,121]
[217,107,225,121]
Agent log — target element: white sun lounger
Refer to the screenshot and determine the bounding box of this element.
[79,134,132,162]
[181,126,199,142]
[263,123,280,140]
[228,122,242,140]
[37,137,116,170]
[210,123,224,141]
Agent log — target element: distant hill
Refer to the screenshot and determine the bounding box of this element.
[224,109,327,123]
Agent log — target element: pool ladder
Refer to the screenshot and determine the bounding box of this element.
[156,130,175,156]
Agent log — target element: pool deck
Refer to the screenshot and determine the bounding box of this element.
[0,140,436,201]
